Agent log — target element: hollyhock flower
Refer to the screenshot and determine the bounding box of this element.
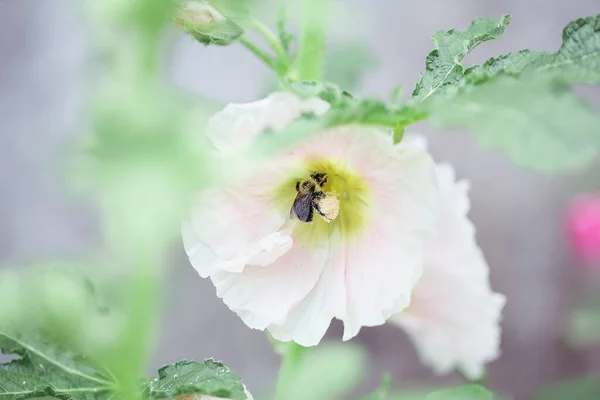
[566,194,600,265]
[389,142,506,380]
[182,92,440,346]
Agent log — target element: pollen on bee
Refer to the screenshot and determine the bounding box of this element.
[318,195,340,223]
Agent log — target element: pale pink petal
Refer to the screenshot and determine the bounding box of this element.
[266,128,439,343]
[401,133,429,150]
[181,220,220,277]
[267,235,345,346]
[422,164,486,284]
[342,220,425,340]
[390,161,505,379]
[244,232,293,267]
[210,238,329,330]
[341,132,439,339]
[183,91,329,277]
[394,268,505,379]
[205,92,330,155]
[183,171,291,277]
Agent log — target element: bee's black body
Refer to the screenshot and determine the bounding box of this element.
[290,173,329,223]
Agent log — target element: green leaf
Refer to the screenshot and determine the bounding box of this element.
[0,331,116,400]
[364,374,391,400]
[534,377,600,400]
[286,81,427,131]
[429,75,600,171]
[533,14,600,83]
[412,15,511,101]
[324,98,425,129]
[465,14,600,84]
[146,359,247,400]
[173,0,252,46]
[427,385,494,400]
[464,50,553,83]
[426,14,600,171]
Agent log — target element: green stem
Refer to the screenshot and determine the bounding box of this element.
[251,19,290,69]
[111,254,162,400]
[240,38,279,72]
[294,0,330,81]
[273,342,308,400]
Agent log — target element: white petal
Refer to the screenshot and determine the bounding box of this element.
[390,163,506,379]
[423,164,485,283]
[214,231,294,274]
[183,174,292,277]
[205,92,330,155]
[401,132,429,150]
[267,237,345,346]
[181,220,220,278]
[342,133,439,340]
[211,240,329,330]
[245,232,293,267]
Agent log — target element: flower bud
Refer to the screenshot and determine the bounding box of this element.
[173,0,245,45]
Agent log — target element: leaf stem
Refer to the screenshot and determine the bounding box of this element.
[294,0,330,81]
[251,19,290,69]
[273,342,308,400]
[239,38,279,72]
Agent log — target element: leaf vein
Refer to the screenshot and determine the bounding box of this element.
[0,334,112,386]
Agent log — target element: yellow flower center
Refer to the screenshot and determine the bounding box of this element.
[273,158,372,245]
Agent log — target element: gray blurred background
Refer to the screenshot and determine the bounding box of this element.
[1,0,600,399]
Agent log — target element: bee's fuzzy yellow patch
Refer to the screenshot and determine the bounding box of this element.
[317,195,340,223]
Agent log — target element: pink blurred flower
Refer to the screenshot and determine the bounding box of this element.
[566,195,600,264]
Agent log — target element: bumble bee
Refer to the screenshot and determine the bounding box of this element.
[290,172,340,223]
